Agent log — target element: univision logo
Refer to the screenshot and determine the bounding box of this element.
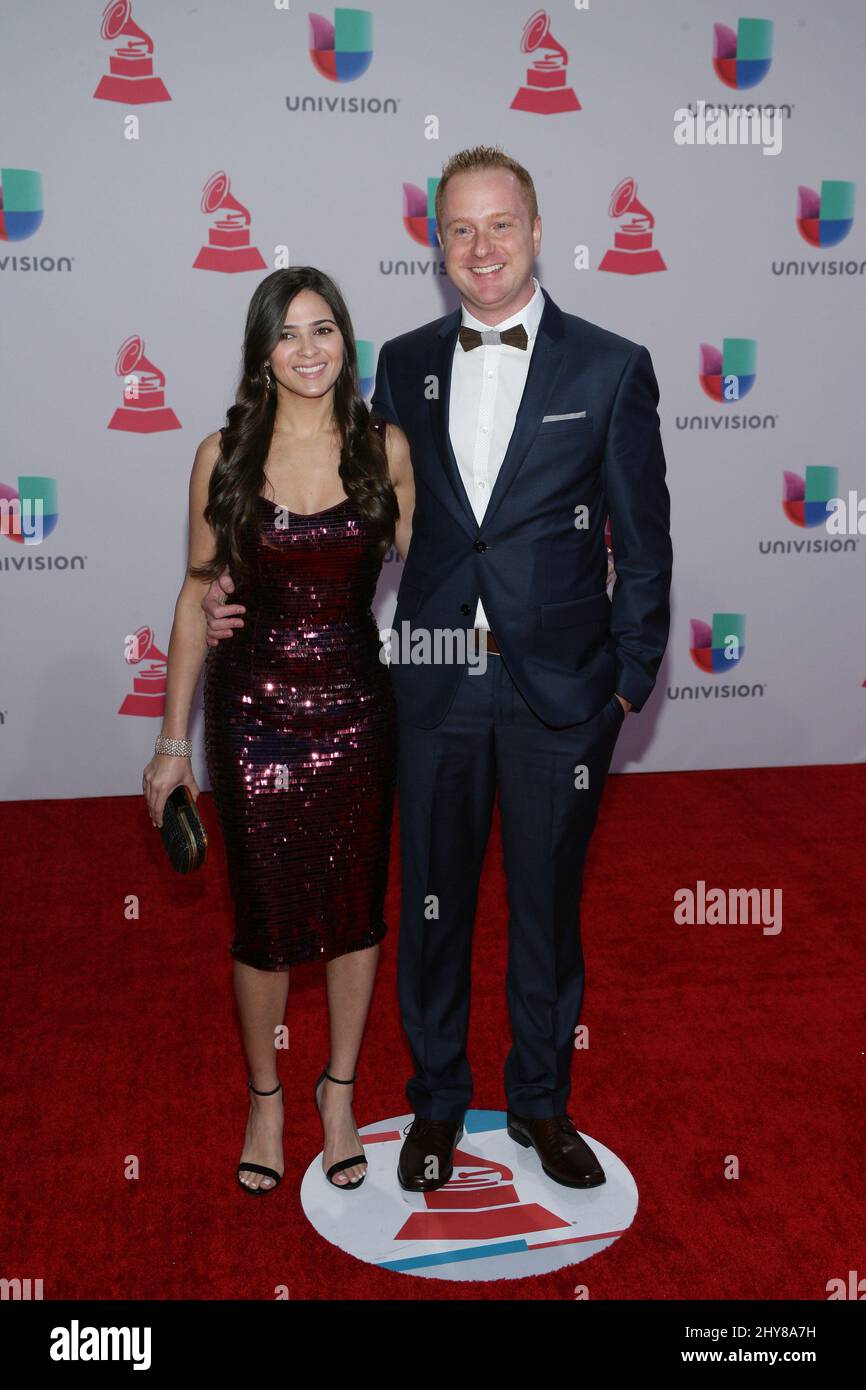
[668,613,764,703]
[0,474,84,569]
[0,167,73,273]
[403,178,440,248]
[310,7,373,81]
[356,339,374,396]
[670,611,767,700]
[757,467,859,556]
[797,179,855,247]
[0,476,87,570]
[712,17,773,89]
[380,178,448,276]
[0,475,84,571]
[772,180,862,275]
[690,612,744,672]
[699,337,756,402]
[0,476,58,544]
[0,168,43,240]
[287,8,398,113]
[783,466,838,528]
[677,337,775,430]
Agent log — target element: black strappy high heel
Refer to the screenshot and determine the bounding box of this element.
[236,1079,283,1195]
[314,1066,367,1190]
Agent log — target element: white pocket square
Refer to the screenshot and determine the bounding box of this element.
[542,411,587,422]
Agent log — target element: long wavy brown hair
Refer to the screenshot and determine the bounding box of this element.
[190,266,397,583]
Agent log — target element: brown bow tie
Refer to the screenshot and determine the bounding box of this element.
[458,323,528,352]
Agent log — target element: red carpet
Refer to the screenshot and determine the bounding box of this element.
[2,765,862,1300]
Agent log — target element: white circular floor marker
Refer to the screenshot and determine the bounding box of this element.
[301,1109,638,1281]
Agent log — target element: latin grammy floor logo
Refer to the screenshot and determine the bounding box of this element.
[301,1109,638,1281]
[511,9,581,114]
[108,336,181,432]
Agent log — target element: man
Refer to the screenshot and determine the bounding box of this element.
[204,146,672,1193]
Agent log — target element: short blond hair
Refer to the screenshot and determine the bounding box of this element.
[435,145,539,231]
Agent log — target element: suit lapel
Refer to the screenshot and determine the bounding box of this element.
[427,287,568,536]
[479,289,567,532]
[429,312,479,535]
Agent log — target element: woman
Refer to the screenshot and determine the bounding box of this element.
[142,267,414,1195]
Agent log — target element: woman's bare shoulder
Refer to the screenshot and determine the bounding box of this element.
[199,428,224,458]
[192,430,224,470]
[187,431,225,499]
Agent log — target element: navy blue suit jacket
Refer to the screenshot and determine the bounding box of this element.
[370,287,672,728]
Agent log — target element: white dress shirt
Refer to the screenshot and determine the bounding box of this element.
[449,275,545,630]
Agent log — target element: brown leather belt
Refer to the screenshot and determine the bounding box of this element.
[474,627,501,654]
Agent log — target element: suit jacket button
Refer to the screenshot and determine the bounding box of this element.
[473,540,487,552]
[460,603,472,615]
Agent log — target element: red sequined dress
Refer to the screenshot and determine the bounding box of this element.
[203,456,397,970]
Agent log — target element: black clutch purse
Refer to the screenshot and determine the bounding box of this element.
[160,785,208,874]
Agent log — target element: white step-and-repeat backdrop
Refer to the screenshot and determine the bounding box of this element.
[2,0,864,799]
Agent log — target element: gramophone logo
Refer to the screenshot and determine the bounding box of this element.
[699,338,757,402]
[690,613,745,673]
[107,336,181,433]
[403,178,440,248]
[309,8,373,82]
[300,1109,637,1280]
[0,477,58,545]
[392,1141,570,1244]
[511,9,581,114]
[356,340,374,396]
[93,0,170,104]
[193,171,267,273]
[712,17,773,90]
[119,626,167,717]
[598,178,666,274]
[796,180,855,248]
[783,467,839,528]
[0,169,43,242]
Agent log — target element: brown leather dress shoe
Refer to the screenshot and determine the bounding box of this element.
[397,1117,464,1191]
[507,1113,606,1188]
